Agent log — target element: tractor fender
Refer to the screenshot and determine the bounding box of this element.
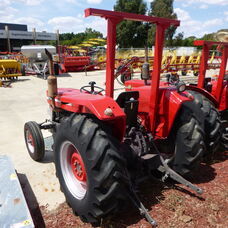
[211,80,228,111]
[186,85,218,107]
[130,86,193,138]
[155,87,194,138]
[48,88,126,141]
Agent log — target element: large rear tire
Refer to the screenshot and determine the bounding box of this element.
[168,102,205,176]
[54,114,129,225]
[221,119,228,151]
[188,91,222,156]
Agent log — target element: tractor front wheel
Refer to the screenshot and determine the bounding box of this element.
[54,114,129,225]
[24,121,45,161]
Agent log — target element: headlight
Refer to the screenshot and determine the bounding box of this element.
[176,82,186,93]
[104,108,113,116]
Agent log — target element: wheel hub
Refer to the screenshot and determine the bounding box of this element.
[27,132,34,145]
[26,130,35,153]
[71,152,86,182]
[60,141,87,200]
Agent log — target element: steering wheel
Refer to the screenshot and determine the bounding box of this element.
[80,81,105,95]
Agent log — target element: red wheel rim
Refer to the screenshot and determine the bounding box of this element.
[28,132,34,146]
[60,141,87,199]
[71,151,87,182]
[26,130,35,153]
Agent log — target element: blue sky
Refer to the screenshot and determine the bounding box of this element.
[0,0,227,38]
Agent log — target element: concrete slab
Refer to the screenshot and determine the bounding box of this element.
[0,70,126,211]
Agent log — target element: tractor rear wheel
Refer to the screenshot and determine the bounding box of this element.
[168,102,205,176]
[54,114,129,225]
[221,119,228,151]
[24,121,45,161]
[188,91,222,157]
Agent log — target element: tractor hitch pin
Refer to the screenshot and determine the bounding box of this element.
[149,134,203,195]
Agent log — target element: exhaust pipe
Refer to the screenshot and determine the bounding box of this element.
[45,48,58,108]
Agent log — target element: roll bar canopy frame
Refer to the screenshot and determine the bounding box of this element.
[194,40,228,103]
[85,8,180,133]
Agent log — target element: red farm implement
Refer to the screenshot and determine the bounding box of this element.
[24,8,225,227]
[57,46,92,73]
[57,45,105,73]
[59,56,92,73]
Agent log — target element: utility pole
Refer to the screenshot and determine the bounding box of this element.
[5,26,11,52]
[56,29,60,54]
[33,28,36,44]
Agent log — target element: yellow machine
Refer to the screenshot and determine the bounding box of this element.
[0,59,22,80]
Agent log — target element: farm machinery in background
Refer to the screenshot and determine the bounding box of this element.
[24,8,227,227]
[0,51,29,63]
[0,59,22,81]
[0,52,29,86]
[192,40,228,151]
[115,49,221,84]
[57,45,93,73]
[21,45,57,79]
[57,38,107,73]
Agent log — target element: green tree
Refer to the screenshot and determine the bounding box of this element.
[148,0,177,46]
[114,0,148,48]
[182,36,196,47]
[173,32,184,46]
[84,28,103,40]
[59,28,103,46]
[201,33,216,41]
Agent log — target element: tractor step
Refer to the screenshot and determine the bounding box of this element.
[39,120,56,130]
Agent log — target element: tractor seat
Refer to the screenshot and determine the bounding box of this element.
[116,91,139,108]
[116,91,139,127]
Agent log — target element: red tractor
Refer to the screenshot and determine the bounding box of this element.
[24,8,223,226]
[125,41,228,159]
[190,40,228,150]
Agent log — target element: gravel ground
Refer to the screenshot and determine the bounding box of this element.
[35,150,228,228]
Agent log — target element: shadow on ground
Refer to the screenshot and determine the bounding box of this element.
[188,150,228,184]
[57,73,72,78]
[41,150,54,163]
[17,173,46,228]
